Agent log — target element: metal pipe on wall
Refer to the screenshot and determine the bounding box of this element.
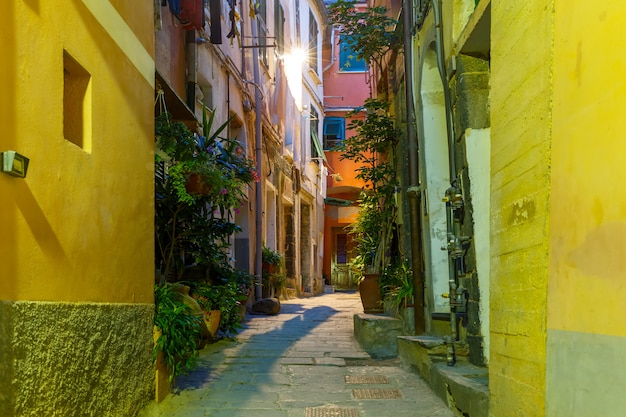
[402,0,426,335]
[432,0,467,366]
[250,9,264,302]
[185,30,197,110]
[431,0,456,179]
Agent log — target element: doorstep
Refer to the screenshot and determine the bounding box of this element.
[398,336,489,417]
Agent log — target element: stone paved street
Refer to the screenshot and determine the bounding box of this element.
[140,291,453,417]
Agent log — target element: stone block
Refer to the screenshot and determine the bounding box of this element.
[430,362,489,417]
[455,54,490,75]
[353,314,401,358]
[251,298,281,315]
[466,334,485,366]
[458,71,490,92]
[454,88,490,133]
[397,336,447,383]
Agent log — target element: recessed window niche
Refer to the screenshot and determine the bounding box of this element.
[63,50,92,151]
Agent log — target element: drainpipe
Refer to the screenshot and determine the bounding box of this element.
[185,30,197,110]
[402,0,425,335]
[322,25,336,73]
[432,0,467,366]
[250,9,264,302]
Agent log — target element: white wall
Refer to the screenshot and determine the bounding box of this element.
[465,127,490,364]
[420,47,451,314]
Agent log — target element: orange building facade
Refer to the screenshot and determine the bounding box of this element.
[321,5,371,288]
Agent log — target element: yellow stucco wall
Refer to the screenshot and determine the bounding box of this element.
[0,1,155,303]
[550,0,626,338]
[546,2,626,415]
[490,1,553,415]
[0,2,156,415]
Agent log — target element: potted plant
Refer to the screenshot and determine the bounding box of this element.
[379,258,413,316]
[155,106,258,283]
[329,0,403,313]
[261,246,285,298]
[153,283,204,387]
[340,99,399,313]
[262,245,282,273]
[189,282,224,339]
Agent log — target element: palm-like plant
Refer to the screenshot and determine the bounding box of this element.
[155,107,257,282]
[338,99,399,276]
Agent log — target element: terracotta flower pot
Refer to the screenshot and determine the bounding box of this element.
[202,310,221,339]
[358,273,383,314]
[185,173,212,195]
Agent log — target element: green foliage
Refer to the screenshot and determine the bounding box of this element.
[188,282,223,311]
[380,258,413,306]
[340,98,398,198]
[338,99,399,276]
[216,280,244,334]
[328,0,400,91]
[261,245,285,298]
[155,109,257,282]
[188,265,255,335]
[153,284,204,384]
[262,245,282,266]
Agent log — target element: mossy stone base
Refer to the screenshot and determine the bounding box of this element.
[0,301,154,417]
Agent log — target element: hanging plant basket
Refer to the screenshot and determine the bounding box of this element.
[185,173,212,196]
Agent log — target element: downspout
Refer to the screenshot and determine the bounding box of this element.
[432,0,466,366]
[431,0,455,177]
[402,0,425,335]
[185,30,197,110]
[251,8,264,302]
[322,25,336,73]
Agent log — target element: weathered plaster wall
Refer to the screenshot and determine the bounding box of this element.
[0,1,155,303]
[464,127,490,365]
[448,54,490,366]
[490,0,553,415]
[0,2,155,416]
[419,45,451,316]
[546,2,626,415]
[0,302,154,417]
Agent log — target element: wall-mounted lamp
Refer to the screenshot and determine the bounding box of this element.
[2,151,29,178]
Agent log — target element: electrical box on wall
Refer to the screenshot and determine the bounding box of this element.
[2,151,29,178]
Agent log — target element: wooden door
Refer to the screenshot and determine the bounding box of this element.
[331,230,355,289]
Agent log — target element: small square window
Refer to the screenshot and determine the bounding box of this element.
[323,117,345,149]
[63,51,91,151]
[339,36,367,72]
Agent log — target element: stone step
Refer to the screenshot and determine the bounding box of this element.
[397,336,489,417]
[353,313,402,359]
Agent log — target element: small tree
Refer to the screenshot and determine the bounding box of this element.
[338,98,399,275]
[328,0,400,98]
[329,1,403,284]
[155,108,257,282]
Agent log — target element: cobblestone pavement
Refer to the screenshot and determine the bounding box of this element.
[139,291,453,417]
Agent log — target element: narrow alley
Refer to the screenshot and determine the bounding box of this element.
[140,292,453,417]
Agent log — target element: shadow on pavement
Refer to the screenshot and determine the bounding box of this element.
[173,302,340,393]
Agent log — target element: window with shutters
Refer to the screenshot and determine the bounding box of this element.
[339,36,367,72]
[310,107,320,158]
[275,1,284,54]
[323,117,345,150]
[308,11,318,73]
